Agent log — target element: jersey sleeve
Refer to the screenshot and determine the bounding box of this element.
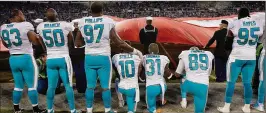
[108,18,116,29]
[65,22,73,32]
[142,55,146,66]
[162,55,170,64]
[24,22,34,32]
[178,51,185,59]
[78,18,84,30]
[175,59,185,75]
[112,55,118,65]
[36,23,42,35]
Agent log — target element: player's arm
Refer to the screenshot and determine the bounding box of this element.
[174,59,185,79]
[67,31,74,48]
[28,31,46,53]
[75,30,85,47]
[163,63,174,78]
[138,60,145,82]
[0,36,8,48]
[110,28,143,58]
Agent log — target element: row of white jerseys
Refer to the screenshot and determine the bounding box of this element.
[0,22,34,55]
[176,50,214,85]
[112,53,141,90]
[228,16,264,60]
[78,16,116,56]
[143,54,170,87]
[259,48,265,81]
[37,21,73,59]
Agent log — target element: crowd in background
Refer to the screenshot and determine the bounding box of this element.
[0,1,264,24]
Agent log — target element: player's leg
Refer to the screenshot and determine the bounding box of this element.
[84,55,98,112]
[9,56,24,112]
[252,81,265,112]
[98,56,113,112]
[115,78,124,107]
[22,55,46,112]
[146,85,161,113]
[218,59,243,112]
[46,59,60,113]
[193,82,208,113]
[180,78,187,108]
[118,88,137,113]
[241,60,256,112]
[59,57,76,113]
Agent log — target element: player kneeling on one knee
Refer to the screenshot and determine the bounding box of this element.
[143,43,174,113]
[174,47,214,113]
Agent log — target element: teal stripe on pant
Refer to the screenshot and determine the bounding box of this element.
[257,81,265,104]
[85,55,112,109]
[225,59,255,104]
[264,57,266,98]
[9,54,38,105]
[118,88,136,113]
[146,84,167,113]
[46,57,75,111]
[182,80,208,113]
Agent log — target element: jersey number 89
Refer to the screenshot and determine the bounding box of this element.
[119,60,135,78]
[237,27,260,46]
[188,54,208,71]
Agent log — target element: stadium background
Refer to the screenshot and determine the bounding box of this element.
[0,1,265,113]
[0,1,264,70]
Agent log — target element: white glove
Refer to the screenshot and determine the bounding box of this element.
[132,48,143,58]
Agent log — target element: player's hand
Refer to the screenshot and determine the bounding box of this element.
[132,48,143,58]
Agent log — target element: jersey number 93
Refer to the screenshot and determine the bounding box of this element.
[1,28,22,47]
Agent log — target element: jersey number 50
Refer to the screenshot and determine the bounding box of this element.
[1,28,22,47]
[237,27,260,46]
[188,54,209,71]
[42,29,65,47]
[119,60,135,78]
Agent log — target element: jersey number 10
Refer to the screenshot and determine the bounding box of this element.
[119,60,135,78]
[188,54,209,71]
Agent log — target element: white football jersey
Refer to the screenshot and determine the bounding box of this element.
[176,50,214,85]
[0,22,34,55]
[228,17,264,60]
[37,21,73,59]
[143,54,169,86]
[259,48,265,81]
[78,16,115,56]
[112,53,141,89]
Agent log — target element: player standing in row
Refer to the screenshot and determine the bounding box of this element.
[252,48,265,112]
[175,47,214,113]
[75,2,143,113]
[143,43,172,113]
[0,9,46,113]
[218,8,265,113]
[112,41,142,113]
[37,8,77,113]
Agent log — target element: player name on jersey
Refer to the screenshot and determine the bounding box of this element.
[44,23,60,28]
[85,18,103,23]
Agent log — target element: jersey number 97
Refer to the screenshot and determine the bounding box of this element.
[84,24,104,44]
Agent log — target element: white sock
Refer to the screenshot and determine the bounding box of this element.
[259,103,264,106]
[87,108,92,112]
[182,98,187,102]
[48,109,54,113]
[224,103,231,109]
[105,108,111,112]
[71,109,76,113]
[244,104,250,108]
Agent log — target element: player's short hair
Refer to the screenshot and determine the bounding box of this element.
[149,43,159,54]
[238,8,250,19]
[91,2,103,14]
[9,9,20,18]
